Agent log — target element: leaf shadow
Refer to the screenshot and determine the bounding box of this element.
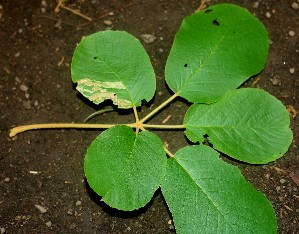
[84,178,160,219]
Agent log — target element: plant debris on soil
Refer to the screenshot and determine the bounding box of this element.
[0,0,298,233]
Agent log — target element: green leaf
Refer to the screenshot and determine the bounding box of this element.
[184,88,293,164]
[71,31,156,108]
[165,4,269,103]
[84,125,166,211]
[161,145,277,234]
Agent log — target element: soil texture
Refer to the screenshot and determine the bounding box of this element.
[1,0,298,233]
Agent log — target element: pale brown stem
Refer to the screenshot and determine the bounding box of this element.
[140,93,178,123]
[9,123,135,137]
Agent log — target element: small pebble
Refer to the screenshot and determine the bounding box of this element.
[45,221,52,227]
[15,77,21,83]
[18,28,23,34]
[168,224,175,231]
[271,77,279,85]
[289,67,295,74]
[54,19,62,28]
[140,34,156,43]
[75,200,82,206]
[25,93,29,99]
[34,204,47,213]
[289,30,296,37]
[41,7,46,13]
[276,186,281,192]
[0,227,5,234]
[4,177,10,182]
[266,12,271,18]
[41,0,48,7]
[253,2,259,8]
[15,52,20,57]
[69,223,76,230]
[23,101,31,109]
[280,178,286,184]
[292,2,299,9]
[20,84,28,92]
[34,100,39,107]
[103,20,112,26]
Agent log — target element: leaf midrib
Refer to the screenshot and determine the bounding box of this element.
[96,52,135,106]
[175,158,236,232]
[177,34,226,95]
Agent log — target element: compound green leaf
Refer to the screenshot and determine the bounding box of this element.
[84,125,166,211]
[71,31,155,108]
[165,4,269,103]
[184,88,293,164]
[161,145,277,234]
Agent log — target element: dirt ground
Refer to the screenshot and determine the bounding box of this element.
[0,0,298,233]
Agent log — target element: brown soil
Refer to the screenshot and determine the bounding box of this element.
[1,0,298,233]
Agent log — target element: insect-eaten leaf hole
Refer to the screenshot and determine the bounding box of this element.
[184,64,188,68]
[204,9,213,14]
[93,56,98,60]
[212,19,220,26]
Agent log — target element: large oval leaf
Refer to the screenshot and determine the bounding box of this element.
[84,125,166,211]
[71,31,156,108]
[184,88,293,164]
[165,4,269,103]
[161,145,277,234]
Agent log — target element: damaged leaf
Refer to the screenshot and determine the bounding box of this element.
[165,4,269,103]
[76,79,132,108]
[71,30,156,108]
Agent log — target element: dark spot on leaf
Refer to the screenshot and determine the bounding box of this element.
[94,56,97,60]
[213,19,220,26]
[184,64,188,67]
[204,9,213,14]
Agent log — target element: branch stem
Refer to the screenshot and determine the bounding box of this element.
[133,105,141,133]
[9,123,135,137]
[164,147,175,158]
[9,122,185,137]
[143,124,185,129]
[140,93,178,123]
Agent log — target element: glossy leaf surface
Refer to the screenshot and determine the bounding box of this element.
[72,31,155,108]
[184,88,292,164]
[161,145,277,234]
[84,125,166,211]
[165,4,269,103]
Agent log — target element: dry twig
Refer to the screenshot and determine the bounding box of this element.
[54,0,92,22]
[196,0,207,12]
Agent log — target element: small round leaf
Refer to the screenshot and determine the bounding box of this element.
[84,125,166,211]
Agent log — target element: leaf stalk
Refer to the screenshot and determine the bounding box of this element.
[140,93,178,123]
